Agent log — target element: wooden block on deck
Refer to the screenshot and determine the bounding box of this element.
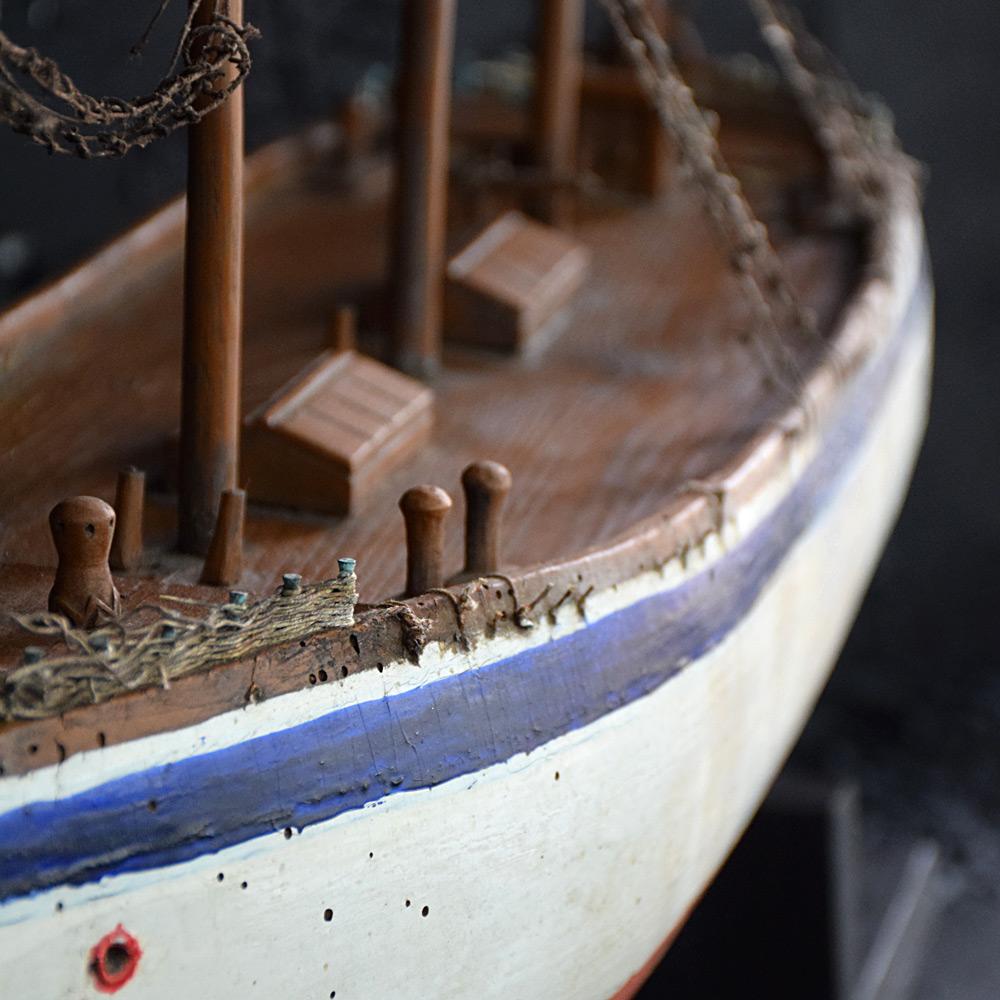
[242,350,433,516]
[445,211,589,354]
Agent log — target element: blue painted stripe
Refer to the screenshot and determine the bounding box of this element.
[0,272,930,903]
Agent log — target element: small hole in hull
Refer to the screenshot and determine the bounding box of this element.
[103,944,130,977]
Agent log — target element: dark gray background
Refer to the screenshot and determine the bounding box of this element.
[0,2,996,995]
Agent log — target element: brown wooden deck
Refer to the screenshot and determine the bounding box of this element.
[0,117,857,650]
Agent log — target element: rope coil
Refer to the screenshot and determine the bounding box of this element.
[0,0,257,158]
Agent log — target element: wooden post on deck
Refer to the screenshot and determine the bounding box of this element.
[533,0,585,226]
[178,0,245,555]
[399,485,452,597]
[462,461,512,577]
[388,0,457,377]
[200,488,246,586]
[110,467,145,572]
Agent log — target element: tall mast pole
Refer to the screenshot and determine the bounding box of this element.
[178,0,245,554]
[533,0,585,226]
[389,0,457,377]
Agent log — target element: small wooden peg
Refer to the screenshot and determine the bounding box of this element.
[399,485,452,597]
[110,467,145,571]
[48,496,121,629]
[462,460,512,576]
[200,488,246,586]
[330,304,358,353]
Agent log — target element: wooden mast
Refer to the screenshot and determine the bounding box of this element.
[533,0,585,226]
[178,0,245,554]
[388,0,457,377]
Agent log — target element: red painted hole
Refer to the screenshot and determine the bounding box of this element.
[89,924,141,993]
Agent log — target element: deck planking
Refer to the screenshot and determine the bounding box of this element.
[0,119,857,667]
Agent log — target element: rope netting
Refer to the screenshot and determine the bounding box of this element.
[2,572,356,720]
[0,0,256,158]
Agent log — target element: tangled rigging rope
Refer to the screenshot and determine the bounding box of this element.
[0,0,257,158]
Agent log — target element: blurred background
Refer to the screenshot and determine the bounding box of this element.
[0,2,995,996]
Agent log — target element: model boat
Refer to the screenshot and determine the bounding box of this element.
[0,2,930,997]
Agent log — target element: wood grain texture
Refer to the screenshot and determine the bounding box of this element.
[0,124,852,591]
[0,77,894,762]
[241,348,434,515]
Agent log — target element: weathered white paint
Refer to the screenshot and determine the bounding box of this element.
[0,225,932,998]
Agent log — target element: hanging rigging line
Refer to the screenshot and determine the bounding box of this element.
[598,0,819,395]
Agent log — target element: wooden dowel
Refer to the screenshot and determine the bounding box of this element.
[201,488,246,586]
[389,0,457,377]
[110,467,145,571]
[178,0,245,555]
[462,460,512,576]
[330,304,358,353]
[399,484,452,597]
[533,0,585,226]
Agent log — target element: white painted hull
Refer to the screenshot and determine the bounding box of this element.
[0,203,931,997]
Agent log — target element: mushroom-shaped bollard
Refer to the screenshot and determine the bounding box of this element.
[461,460,512,576]
[399,485,452,597]
[48,496,121,629]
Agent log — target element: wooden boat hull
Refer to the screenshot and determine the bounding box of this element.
[0,189,931,996]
